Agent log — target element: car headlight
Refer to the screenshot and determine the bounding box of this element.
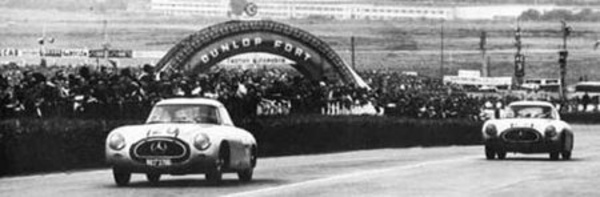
[485,124,497,136]
[108,133,126,150]
[194,133,211,150]
[545,126,557,138]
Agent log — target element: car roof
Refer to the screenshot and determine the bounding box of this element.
[508,100,554,107]
[155,98,224,107]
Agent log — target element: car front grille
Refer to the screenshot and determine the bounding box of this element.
[131,138,190,163]
[502,128,541,143]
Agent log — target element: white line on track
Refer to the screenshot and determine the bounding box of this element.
[225,155,476,197]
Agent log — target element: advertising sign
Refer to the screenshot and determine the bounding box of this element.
[42,49,63,57]
[61,49,89,57]
[89,49,133,58]
[219,53,295,66]
[443,75,512,86]
[0,48,19,57]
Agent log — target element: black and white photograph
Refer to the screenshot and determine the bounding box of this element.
[1,0,599,196]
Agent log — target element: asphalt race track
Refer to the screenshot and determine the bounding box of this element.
[2,124,600,197]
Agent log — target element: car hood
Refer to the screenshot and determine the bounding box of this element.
[111,123,227,142]
[484,118,569,134]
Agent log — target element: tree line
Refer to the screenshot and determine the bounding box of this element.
[519,8,600,21]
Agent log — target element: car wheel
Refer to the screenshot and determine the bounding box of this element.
[561,151,572,160]
[496,151,507,160]
[113,167,131,186]
[250,146,258,168]
[561,134,573,160]
[146,173,161,184]
[549,152,560,160]
[206,145,228,185]
[485,146,496,160]
[206,156,224,184]
[238,168,253,182]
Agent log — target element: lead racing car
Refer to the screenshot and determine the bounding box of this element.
[106,98,258,186]
[482,101,574,160]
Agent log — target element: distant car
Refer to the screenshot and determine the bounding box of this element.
[106,98,257,186]
[482,101,574,160]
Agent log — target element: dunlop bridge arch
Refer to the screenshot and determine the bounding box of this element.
[155,20,367,87]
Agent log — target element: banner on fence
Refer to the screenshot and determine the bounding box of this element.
[42,49,63,57]
[61,49,89,57]
[0,48,19,57]
[88,49,133,58]
[18,49,38,57]
[1,48,156,59]
[444,75,512,86]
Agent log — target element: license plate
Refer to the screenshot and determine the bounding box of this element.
[146,159,171,167]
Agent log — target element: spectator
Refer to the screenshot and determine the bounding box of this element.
[0,62,508,121]
[581,92,591,111]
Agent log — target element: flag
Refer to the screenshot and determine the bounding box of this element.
[108,59,118,68]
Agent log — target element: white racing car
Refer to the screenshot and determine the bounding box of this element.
[482,101,574,160]
[105,98,257,186]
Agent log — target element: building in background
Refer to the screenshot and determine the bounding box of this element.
[149,0,570,20]
[150,0,450,20]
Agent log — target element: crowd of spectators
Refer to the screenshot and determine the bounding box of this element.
[362,70,483,119]
[0,63,369,121]
[0,62,557,121]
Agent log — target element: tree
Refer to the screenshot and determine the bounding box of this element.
[541,9,575,21]
[518,9,541,21]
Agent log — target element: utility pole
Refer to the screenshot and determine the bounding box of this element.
[40,24,46,67]
[440,20,445,79]
[559,20,571,100]
[514,23,525,86]
[351,36,355,70]
[102,19,111,67]
[38,23,54,67]
[480,31,488,77]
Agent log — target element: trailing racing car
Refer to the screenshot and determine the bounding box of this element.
[482,101,574,160]
[105,98,257,186]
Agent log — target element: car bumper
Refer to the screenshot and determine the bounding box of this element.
[484,138,562,153]
[106,147,220,174]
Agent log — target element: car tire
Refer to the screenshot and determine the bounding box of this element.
[205,159,224,185]
[250,146,258,168]
[113,167,131,187]
[550,152,560,160]
[561,151,572,160]
[561,134,573,160]
[497,151,507,160]
[146,173,161,184]
[206,145,228,185]
[238,168,253,182]
[485,146,496,160]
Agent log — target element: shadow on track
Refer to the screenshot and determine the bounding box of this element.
[109,178,284,188]
[502,157,584,162]
[477,156,585,162]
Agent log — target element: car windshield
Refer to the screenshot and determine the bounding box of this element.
[504,105,554,119]
[146,104,220,124]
